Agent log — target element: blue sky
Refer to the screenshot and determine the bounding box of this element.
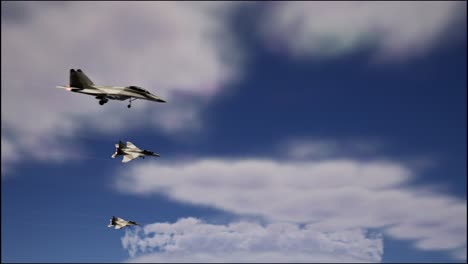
[2,1,466,263]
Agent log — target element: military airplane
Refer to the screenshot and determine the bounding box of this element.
[107,216,139,229]
[56,69,166,108]
[112,140,160,163]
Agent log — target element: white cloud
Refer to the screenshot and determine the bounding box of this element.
[1,1,243,172]
[115,157,466,260]
[121,217,383,263]
[259,1,466,61]
[1,136,19,176]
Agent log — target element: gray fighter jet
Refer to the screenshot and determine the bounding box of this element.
[56,69,166,108]
[107,216,139,229]
[112,140,160,163]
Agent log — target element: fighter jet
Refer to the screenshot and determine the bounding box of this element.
[107,216,139,229]
[56,69,166,108]
[112,140,160,163]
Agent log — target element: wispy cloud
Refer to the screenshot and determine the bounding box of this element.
[259,1,466,61]
[283,138,383,160]
[122,217,383,263]
[115,153,466,260]
[1,137,19,176]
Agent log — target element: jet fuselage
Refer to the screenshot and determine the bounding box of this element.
[69,85,166,102]
[114,147,160,158]
[112,141,160,162]
[57,69,166,107]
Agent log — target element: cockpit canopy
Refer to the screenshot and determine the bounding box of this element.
[128,86,150,94]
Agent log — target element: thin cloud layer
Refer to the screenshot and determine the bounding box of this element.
[121,217,383,263]
[284,138,384,160]
[115,157,466,260]
[259,1,466,61]
[1,137,19,175]
[1,2,243,172]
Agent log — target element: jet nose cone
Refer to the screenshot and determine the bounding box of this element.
[150,94,166,103]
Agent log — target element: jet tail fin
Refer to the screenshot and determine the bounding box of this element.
[76,69,95,87]
[69,69,95,88]
[69,69,84,88]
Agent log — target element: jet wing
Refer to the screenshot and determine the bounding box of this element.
[116,217,130,224]
[126,141,140,150]
[122,153,139,163]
